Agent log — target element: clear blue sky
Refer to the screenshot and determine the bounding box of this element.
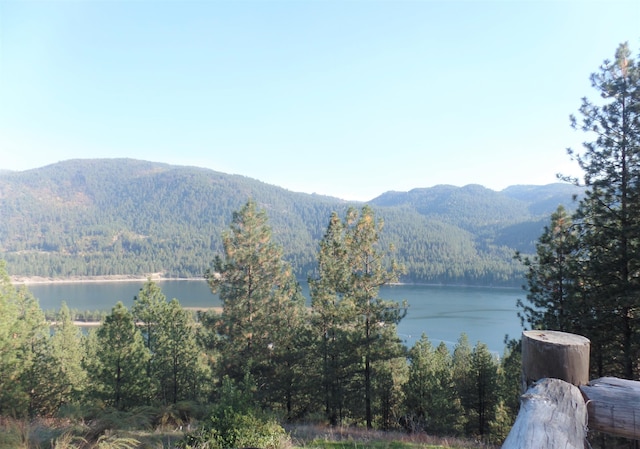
[1,1,638,201]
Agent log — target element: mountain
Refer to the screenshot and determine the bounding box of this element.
[0,159,582,286]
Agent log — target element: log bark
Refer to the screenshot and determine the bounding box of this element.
[501,378,587,449]
[521,330,590,389]
[580,376,640,440]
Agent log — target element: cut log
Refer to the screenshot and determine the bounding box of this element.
[521,330,590,389]
[580,377,640,440]
[501,378,587,449]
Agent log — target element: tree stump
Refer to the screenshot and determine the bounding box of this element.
[521,330,590,389]
[501,378,588,449]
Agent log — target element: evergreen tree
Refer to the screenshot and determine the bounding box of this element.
[403,335,464,435]
[132,279,169,388]
[85,302,150,410]
[565,42,640,378]
[155,298,211,404]
[0,262,50,417]
[452,334,473,434]
[470,342,500,438]
[205,199,307,414]
[17,293,50,417]
[499,339,522,421]
[309,206,406,428]
[516,205,584,332]
[308,212,353,425]
[372,353,407,430]
[48,302,87,410]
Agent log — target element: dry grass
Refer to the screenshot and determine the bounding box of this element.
[285,423,497,449]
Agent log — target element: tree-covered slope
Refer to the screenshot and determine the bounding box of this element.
[0,159,580,285]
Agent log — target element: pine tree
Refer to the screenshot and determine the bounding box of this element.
[205,199,307,413]
[48,302,87,410]
[308,212,353,425]
[566,42,640,378]
[404,335,464,435]
[0,262,49,417]
[470,342,500,438]
[516,205,584,332]
[155,298,211,404]
[452,333,473,434]
[132,279,169,383]
[309,206,406,428]
[85,302,150,410]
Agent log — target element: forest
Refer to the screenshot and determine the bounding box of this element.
[1,42,639,449]
[0,203,522,448]
[0,158,581,287]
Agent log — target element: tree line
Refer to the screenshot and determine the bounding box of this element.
[0,158,579,286]
[0,201,522,447]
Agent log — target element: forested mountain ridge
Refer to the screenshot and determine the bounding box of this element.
[0,158,582,285]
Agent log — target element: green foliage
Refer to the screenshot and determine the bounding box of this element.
[0,159,581,286]
[0,260,52,417]
[205,199,308,415]
[516,206,584,332]
[309,207,408,428]
[84,302,150,410]
[403,335,464,435]
[49,302,88,409]
[521,42,640,382]
[469,342,500,438]
[0,181,538,443]
[178,376,288,449]
[132,281,211,405]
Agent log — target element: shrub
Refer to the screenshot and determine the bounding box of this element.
[177,375,289,449]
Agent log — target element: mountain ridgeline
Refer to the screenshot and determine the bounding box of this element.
[0,159,582,286]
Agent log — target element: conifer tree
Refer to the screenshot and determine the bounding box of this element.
[48,302,87,410]
[452,334,473,434]
[155,298,210,404]
[205,199,307,413]
[565,42,640,378]
[310,206,406,428]
[0,262,50,416]
[470,342,500,438]
[516,205,584,332]
[85,302,150,410]
[404,335,464,435]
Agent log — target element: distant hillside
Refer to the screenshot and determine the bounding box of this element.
[0,159,582,286]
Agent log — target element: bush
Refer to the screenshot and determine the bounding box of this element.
[177,375,289,449]
[179,408,288,449]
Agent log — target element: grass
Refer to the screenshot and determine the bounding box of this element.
[0,418,495,449]
[287,424,496,449]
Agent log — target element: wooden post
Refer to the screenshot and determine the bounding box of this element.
[502,378,588,449]
[580,377,640,440]
[521,330,590,389]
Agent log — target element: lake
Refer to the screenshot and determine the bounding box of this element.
[28,280,524,354]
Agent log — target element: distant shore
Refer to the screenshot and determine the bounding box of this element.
[10,274,205,285]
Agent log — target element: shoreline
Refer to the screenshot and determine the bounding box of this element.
[10,275,520,290]
[10,274,205,285]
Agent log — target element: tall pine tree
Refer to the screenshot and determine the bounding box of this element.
[310,206,406,428]
[205,199,307,414]
[566,42,640,378]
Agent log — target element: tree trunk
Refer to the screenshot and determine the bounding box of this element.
[521,330,590,389]
[580,377,640,440]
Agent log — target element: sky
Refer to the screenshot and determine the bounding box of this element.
[1,1,639,201]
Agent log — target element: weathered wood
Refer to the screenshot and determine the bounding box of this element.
[580,376,640,440]
[521,330,590,389]
[501,378,587,449]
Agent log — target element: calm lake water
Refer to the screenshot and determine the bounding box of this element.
[29,281,524,354]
